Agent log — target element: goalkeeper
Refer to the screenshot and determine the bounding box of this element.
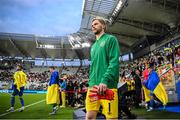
[6,65,27,112]
[86,16,120,119]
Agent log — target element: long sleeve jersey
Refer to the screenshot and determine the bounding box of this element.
[89,33,120,89]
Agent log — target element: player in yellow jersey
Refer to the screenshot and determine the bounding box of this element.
[6,65,27,112]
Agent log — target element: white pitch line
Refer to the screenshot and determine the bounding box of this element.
[0,99,45,117]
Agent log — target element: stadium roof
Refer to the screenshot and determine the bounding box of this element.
[80,0,180,54]
[0,0,180,60]
[0,32,91,60]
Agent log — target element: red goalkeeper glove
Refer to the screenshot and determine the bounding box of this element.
[89,86,114,101]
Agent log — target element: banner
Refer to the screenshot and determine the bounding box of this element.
[157,64,175,90]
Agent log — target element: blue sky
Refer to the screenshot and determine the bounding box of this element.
[0,0,83,36]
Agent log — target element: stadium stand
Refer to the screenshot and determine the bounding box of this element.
[0,0,180,119]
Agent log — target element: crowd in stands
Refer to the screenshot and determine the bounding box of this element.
[0,59,26,70]
[119,41,179,111]
[0,70,13,90]
[0,39,179,110]
[120,41,179,80]
[76,67,89,79]
[27,71,49,90]
[62,77,88,108]
[0,70,13,82]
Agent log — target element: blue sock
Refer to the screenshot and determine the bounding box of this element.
[149,99,154,108]
[11,96,15,107]
[19,97,24,106]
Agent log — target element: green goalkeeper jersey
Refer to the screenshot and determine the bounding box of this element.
[89,33,120,89]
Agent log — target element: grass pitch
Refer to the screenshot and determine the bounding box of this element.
[131,107,180,119]
[0,93,73,119]
[1,93,180,119]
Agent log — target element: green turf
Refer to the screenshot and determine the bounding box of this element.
[1,93,180,119]
[131,107,180,119]
[0,93,73,119]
